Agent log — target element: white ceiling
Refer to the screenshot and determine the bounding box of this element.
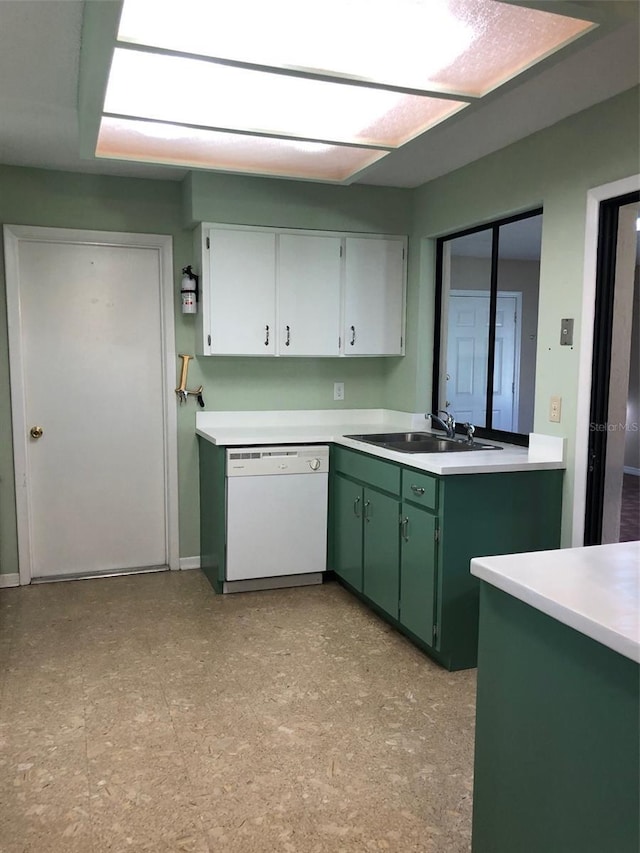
[0,0,638,189]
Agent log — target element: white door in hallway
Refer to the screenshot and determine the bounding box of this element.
[446,293,519,431]
[5,226,178,582]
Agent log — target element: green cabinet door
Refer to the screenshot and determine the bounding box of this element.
[333,474,364,591]
[363,488,400,618]
[198,437,227,593]
[399,503,437,646]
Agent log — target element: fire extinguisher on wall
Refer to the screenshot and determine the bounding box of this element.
[180,265,199,314]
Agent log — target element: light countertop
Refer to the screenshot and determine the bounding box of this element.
[195,409,565,476]
[471,541,640,662]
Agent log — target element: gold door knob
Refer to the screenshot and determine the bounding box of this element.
[30,426,44,439]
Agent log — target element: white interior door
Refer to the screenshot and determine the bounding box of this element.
[5,226,178,582]
[492,300,518,431]
[446,293,517,430]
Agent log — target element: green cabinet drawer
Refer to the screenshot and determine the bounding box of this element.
[402,469,438,511]
[333,446,400,495]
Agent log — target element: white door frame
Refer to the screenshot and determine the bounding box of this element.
[572,174,640,546]
[4,225,180,584]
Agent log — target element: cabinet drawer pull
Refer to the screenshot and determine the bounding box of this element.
[400,516,409,541]
[285,325,291,347]
[353,496,361,518]
[350,325,356,346]
[264,324,270,346]
[363,499,371,522]
[411,485,425,496]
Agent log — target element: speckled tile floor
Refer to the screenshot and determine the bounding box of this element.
[0,572,476,853]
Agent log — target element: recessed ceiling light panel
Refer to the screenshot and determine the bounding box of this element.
[96,117,389,182]
[104,49,468,148]
[98,0,596,181]
[117,0,595,96]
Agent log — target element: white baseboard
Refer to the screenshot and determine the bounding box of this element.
[0,573,20,588]
[624,466,640,476]
[179,556,201,571]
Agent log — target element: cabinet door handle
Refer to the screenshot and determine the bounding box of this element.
[363,499,371,522]
[411,485,425,496]
[285,325,291,347]
[264,325,270,346]
[400,516,409,541]
[353,496,361,518]
[350,325,356,346]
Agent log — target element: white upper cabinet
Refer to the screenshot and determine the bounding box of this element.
[278,234,341,356]
[196,224,407,358]
[343,236,406,356]
[200,228,276,355]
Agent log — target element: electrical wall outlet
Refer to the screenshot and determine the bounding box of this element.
[334,382,345,401]
[549,396,562,423]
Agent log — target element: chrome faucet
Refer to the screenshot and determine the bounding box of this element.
[463,422,475,444]
[428,410,456,439]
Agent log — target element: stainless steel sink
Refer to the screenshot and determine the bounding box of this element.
[344,431,502,453]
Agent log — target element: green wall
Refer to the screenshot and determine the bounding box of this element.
[180,169,413,415]
[1,86,638,573]
[185,171,413,232]
[388,85,640,544]
[173,172,413,561]
[0,167,411,574]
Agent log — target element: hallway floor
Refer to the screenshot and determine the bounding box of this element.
[620,473,640,542]
[0,572,476,853]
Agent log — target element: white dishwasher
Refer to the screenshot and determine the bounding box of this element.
[224,445,329,592]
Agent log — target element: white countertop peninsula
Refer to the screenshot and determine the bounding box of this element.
[195,409,565,476]
[471,541,640,662]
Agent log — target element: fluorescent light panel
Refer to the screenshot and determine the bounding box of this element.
[96,117,389,182]
[104,49,467,148]
[97,0,596,181]
[117,0,595,97]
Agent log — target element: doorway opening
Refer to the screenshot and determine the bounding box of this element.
[584,192,640,545]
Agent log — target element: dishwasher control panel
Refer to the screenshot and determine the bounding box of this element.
[226,445,330,476]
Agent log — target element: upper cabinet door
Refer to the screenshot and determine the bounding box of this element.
[344,237,406,356]
[278,234,342,356]
[208,229,276,355]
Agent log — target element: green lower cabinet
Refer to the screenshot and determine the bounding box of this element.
[330,445,563,671]
[332,474,364,592]
[362,488,400,618]
[333,473,401,616]
[399,504,437,646]
[198,436,227,593]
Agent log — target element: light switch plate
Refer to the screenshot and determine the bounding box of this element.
[334,382,344,401]
[560,318,574,346]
